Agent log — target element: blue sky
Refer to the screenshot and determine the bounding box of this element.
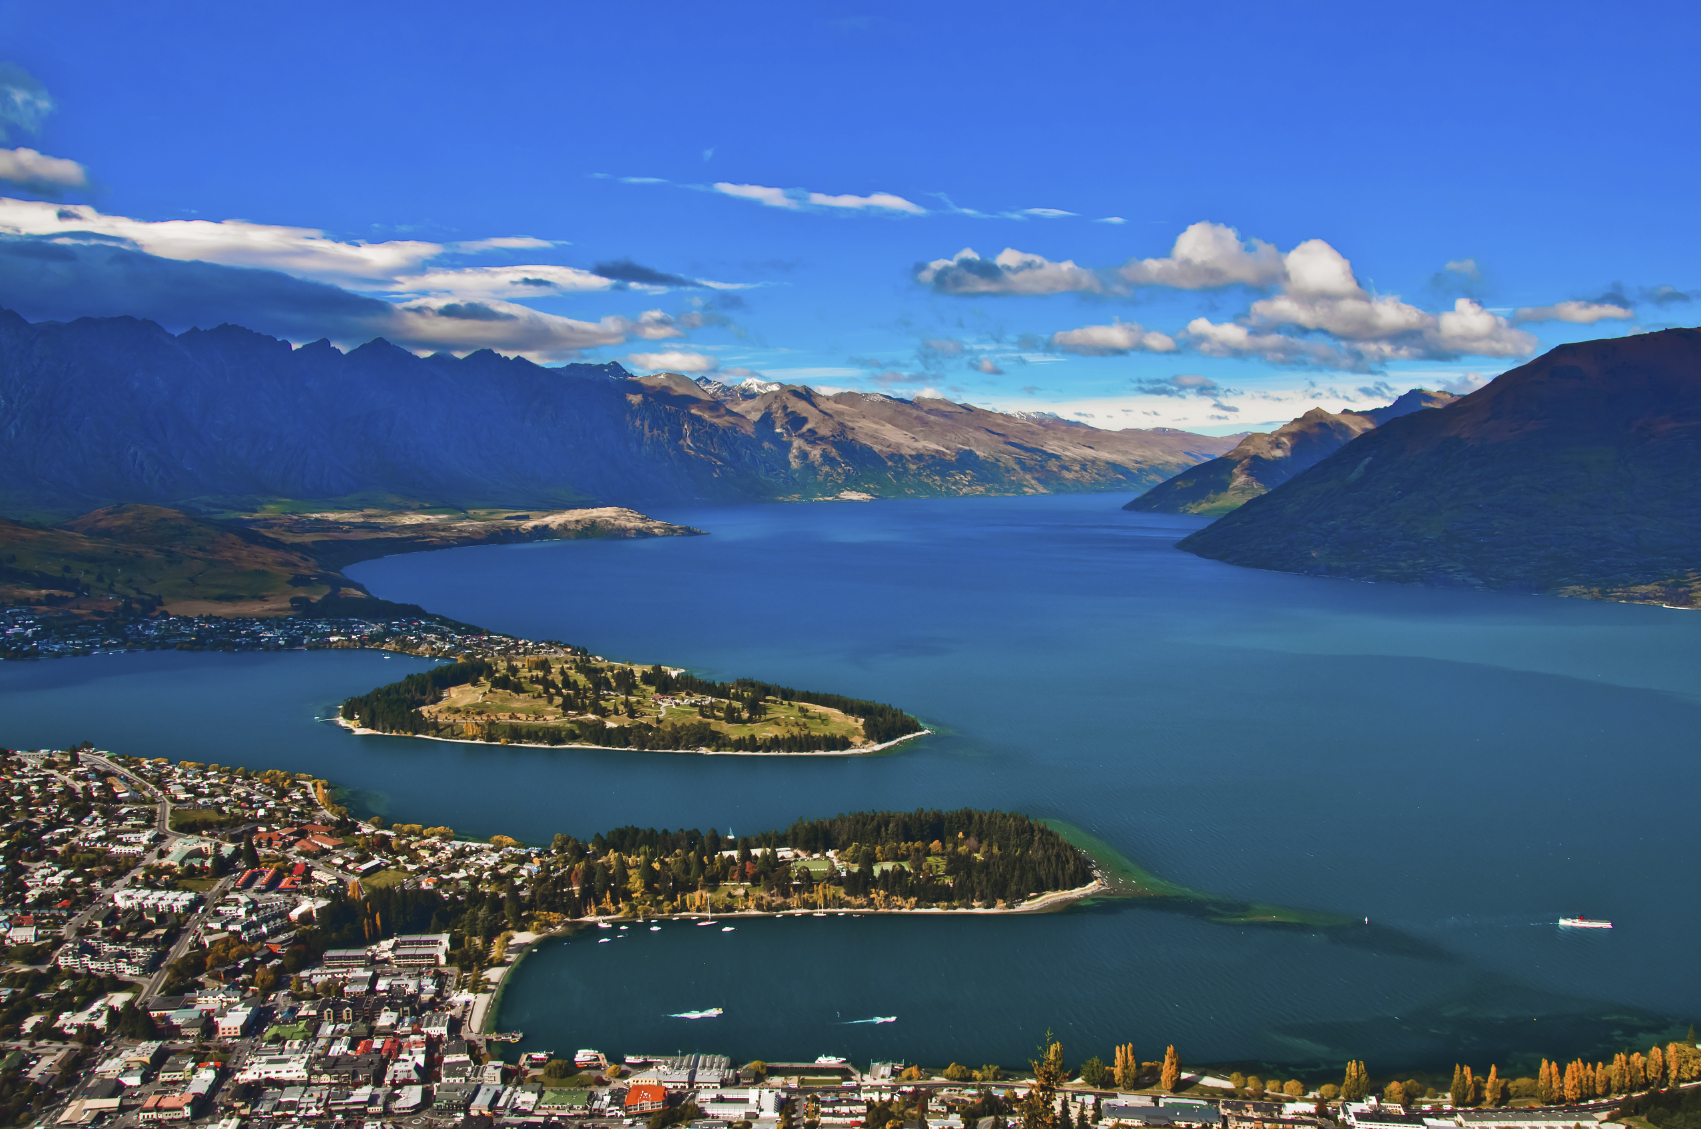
[0,0,1695,433]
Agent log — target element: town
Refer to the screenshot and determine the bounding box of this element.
[0,746,1694,1129]
[0,606,562,664]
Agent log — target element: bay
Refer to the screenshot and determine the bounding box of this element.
[2,494,1695,1072]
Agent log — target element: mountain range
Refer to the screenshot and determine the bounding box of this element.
[0,310,1238,516]
[1124,389,1457,516]
[1178,328,1701,605]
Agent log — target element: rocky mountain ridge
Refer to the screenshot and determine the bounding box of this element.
[0,310,1239,515]
[1177,329,1701,605]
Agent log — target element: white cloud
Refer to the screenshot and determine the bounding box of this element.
[626,349,719,373]
[1118,221,1286,289]
[0,147,86,188]
[714,182,925,214]
[1096,216,1126,224]
[1023,208,1075,218]
[916,247,1103,295]
[1512,299,1635,324]
[973,358,1003,375]
[383,302,681,362]
[1050,319,1177,355]
[449,236,554,252]
[389,263,616,298]
[713,182,798,209]
[1444,258,1482,280]
[806,190,925,214]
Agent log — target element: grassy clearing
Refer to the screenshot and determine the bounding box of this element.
[360,868,410,890]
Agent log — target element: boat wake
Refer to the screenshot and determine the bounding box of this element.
[669,1007,724,1020]
[842,1016,897,1025]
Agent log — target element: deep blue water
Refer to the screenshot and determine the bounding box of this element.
[3,494,1696,1072]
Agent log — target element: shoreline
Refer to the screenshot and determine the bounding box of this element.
[488,878,1108,1030]
[333,714,933,757]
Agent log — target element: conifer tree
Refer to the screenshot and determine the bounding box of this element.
[1451,1065,1468,1107]
[1160,1047,1181,1093]
[1484,1065,1500,1107]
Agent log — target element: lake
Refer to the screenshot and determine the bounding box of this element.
[3,494,1695,1074]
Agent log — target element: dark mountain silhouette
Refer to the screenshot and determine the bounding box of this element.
[0,310,1237,515]
[1178,329,1701,605]
[1124,389,1457,516]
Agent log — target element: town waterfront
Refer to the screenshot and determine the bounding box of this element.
[2,494,1697,1069]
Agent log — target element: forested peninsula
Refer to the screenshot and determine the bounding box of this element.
[340,652,926,754]
[359,808,1101,935]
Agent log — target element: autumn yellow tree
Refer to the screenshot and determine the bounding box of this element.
[1342,1061,1370,1102]
[1019,1033,1067,1129]
[1483,1065,1501,1106]
[1648,1045,1665,1089]
[1160,1046,1181,1093]
[1114,1045,1139,1091]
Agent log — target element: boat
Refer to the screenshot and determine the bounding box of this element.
[721,926,735,932]
[597,938,610,943]
[696,920,718,927]
[649,925,661,932]
[1559,917,1613,929]
[669,1007,724,1019]
[816,1055,848,1066]
[574,1049,603,1068]
[597,922,611,929]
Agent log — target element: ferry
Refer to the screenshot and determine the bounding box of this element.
[816,1056,849,1066]
[1559,917,1613,929]
[574,1049,603,1068]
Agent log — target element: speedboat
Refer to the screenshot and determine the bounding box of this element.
[1559,917,1613,929]
[649,925,661,932]
[721,926,735,932]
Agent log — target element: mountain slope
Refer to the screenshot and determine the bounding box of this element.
[1124,389,1457,516]
[1177,329,1701,605]
[0,310,1237,514]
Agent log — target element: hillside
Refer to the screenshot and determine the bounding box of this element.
[0,310,1237,515]
[1124,389,1456,516]
[0,504,350,616]
[0,503,703,617]
[1177,329,1701,605]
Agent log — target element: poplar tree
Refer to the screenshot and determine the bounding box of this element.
[1450,1065,1468,1107]
[1648,1045,1665,1089]
[1160,1047,1181,1094]
[1563,1061,1582,1104]
[1484,1065,1501,1107]
[1342,1062,1369,1102]
[1114,1045,1139,1091]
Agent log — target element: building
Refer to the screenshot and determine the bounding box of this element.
[7,916,36,944]
[215,1006,254,1039]
[322,947,369,970]
[391,932,451,967]
[627,1084,669,1114]
[235,1052,311,1084]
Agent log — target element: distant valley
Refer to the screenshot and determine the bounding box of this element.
[1125,389,1456,516]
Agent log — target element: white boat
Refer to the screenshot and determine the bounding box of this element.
[649,925,661,932]
[815,1055,848,1066]
[696,920,718,927]
[597,938,610,943]
[721,925,735,932]
[1559,917,1613,929]
[669,1007,724,1019]
[574,1049,602,1068]
[597,922,612,929]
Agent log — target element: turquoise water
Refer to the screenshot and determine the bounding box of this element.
[2,495,1696,1071]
